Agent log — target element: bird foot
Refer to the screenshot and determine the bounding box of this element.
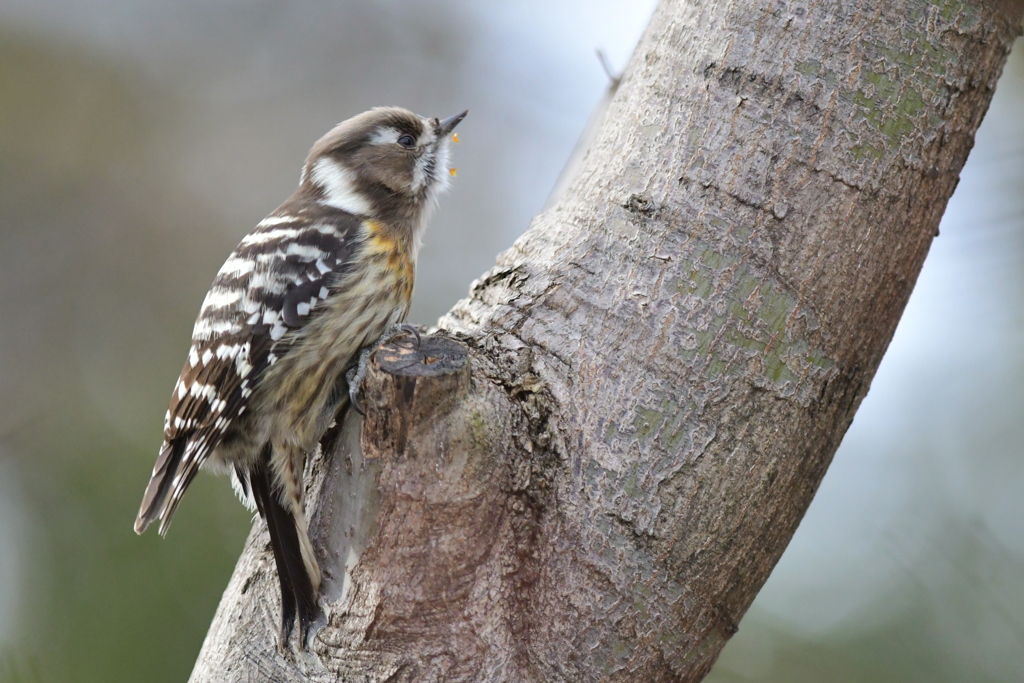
[347,324,421,416]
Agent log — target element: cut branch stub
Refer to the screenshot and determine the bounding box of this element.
[317,334,541,679]
[360,335,470,461]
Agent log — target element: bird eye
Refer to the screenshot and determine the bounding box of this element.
[397,134,416,149]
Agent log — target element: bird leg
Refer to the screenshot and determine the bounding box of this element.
[346,323,421,415]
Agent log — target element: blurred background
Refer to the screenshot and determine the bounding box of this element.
[0,1,1019,681]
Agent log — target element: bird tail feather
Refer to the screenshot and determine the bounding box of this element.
[250,447,320,648]
[134,438,186,535]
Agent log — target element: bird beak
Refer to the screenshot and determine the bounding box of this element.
[437,110,468,136]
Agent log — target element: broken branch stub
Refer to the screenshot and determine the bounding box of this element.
[315,334,545,679]
[360,335,471,461]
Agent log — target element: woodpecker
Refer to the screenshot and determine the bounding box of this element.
[134,107,466,648]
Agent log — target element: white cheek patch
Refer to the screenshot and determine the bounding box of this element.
[310,157,373,216]
[408,123,442,194]
[421,139,452,196]
[369,126,403,145]
[434,140,451,183]
[411,153,431,193]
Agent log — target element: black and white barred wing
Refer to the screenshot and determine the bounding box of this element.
[135,210,362,535]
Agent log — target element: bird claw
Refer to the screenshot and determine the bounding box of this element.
[396,323,421,348]
[346,363,366,416]
[346,323,422,417]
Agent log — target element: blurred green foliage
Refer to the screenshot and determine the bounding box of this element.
[0,30,247,682]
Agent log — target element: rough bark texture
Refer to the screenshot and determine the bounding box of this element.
[190,1,1023,681]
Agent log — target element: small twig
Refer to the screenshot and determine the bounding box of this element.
[596,49,622,89]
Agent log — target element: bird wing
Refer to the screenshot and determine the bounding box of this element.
[135,207,364,535]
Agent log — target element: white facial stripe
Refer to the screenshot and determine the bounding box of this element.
[369,126,403,145]
[310,157,373,215]
[411,154,430,193]
[429,139,452,194]
[413,141,447,194]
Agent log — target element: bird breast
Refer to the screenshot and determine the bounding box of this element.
[255,219,415,449]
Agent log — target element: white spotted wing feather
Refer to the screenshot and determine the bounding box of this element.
[134,207,362,535]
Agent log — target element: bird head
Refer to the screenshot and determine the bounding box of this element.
[299,107,467,229]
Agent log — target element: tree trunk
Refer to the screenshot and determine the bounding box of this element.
[189,1,1023,681]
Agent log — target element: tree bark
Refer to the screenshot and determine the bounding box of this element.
[189,1,1023,681]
